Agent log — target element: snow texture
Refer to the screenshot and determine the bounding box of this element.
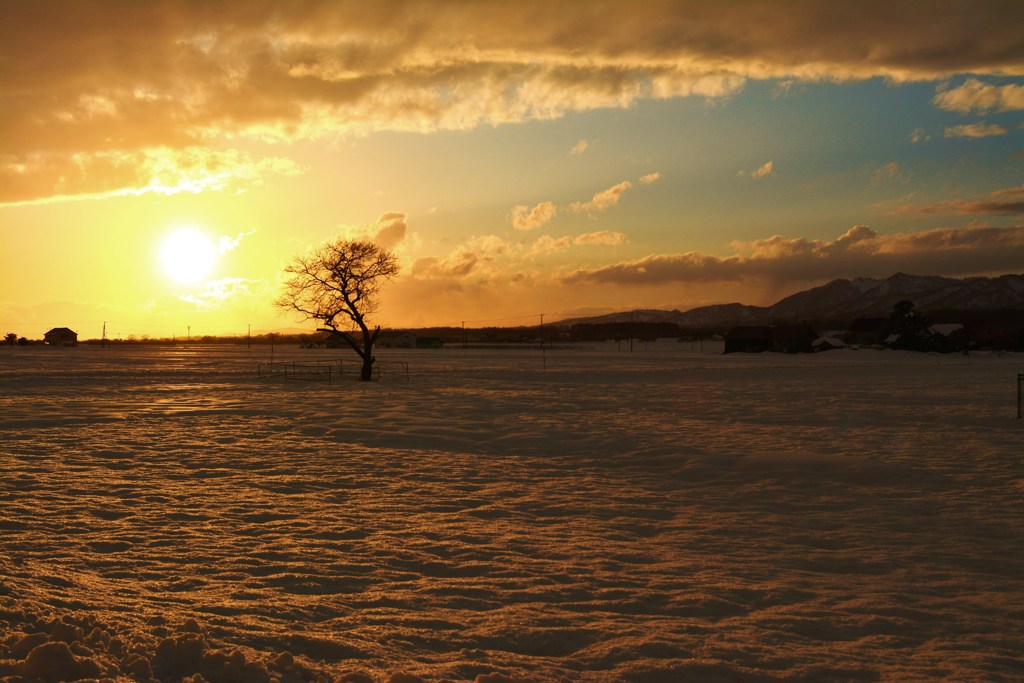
[1,343,1023,682]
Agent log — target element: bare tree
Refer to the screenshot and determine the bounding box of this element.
[276,239,399,381]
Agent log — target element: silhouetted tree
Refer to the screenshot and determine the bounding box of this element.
[276,239,399,381]
[4,332,16,345]
[889,300,934,351]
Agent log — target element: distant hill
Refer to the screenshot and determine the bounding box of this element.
[556,273,1024,328]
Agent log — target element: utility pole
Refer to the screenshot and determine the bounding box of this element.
[187,325,191,342]
[102,321,107,348]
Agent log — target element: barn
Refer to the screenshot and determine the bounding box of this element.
[44,327,78,346]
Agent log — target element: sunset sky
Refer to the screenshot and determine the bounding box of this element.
[2,1,1023,340]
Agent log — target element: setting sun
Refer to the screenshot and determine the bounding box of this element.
[159,227,217,284]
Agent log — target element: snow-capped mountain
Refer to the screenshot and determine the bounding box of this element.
[557,273,1024,328]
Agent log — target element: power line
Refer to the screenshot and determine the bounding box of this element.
[431,312,557,327]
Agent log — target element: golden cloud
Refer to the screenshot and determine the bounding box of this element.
[571,181,633,215]
[871,162,903,185]
[943,123,1008,138]
[178,277,259,307]
[0,147,301,206]
[410,235,511,283]
[564,225,1024,286]
[530,235,574,255]
[574,230,628,246]
[4,1,1023,203]
[511,202,558,231]
[529,230,627,254]
[933,78,1024,114]
[336,212,411,252]
[751,161,774,179]
[894,185,1024,215]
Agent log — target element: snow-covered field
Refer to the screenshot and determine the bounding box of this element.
[2,343,1022,682]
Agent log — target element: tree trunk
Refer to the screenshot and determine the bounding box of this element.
[359,352,374,381]
[320,324,377,381]
[358,324,378,381]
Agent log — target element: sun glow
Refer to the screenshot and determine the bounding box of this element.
[159,227,217,284]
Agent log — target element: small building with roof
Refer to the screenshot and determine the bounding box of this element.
[378,331,418,349]
[44,327,78,346]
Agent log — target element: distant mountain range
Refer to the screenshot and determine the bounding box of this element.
[557,273,1024,328]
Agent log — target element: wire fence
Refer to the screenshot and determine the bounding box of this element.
[257,358,409,383]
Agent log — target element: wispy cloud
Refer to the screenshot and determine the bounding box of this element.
[571,181,633,215]
[179,277,257,307]
[410,235,511,284]
[893,185,1024,216]
[574,230,627,246]
[416,224,629,278]
[339,212,410,249]
[907,127,931,144]
[570,139,589,156]
[740,161,774,179]
[511,202,558,231]
[563,224,1024,287]
[943,123,1007,138]
[218,230,256,254]
[373,212,409,249]
[530,231,627,254]
[933,78,1024,114]
[517,176,655,229]
[0,147,301,207]
[871,162,904,185]
[771,80,798,98]
[753,161,774,179]
[530,235,573,254]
